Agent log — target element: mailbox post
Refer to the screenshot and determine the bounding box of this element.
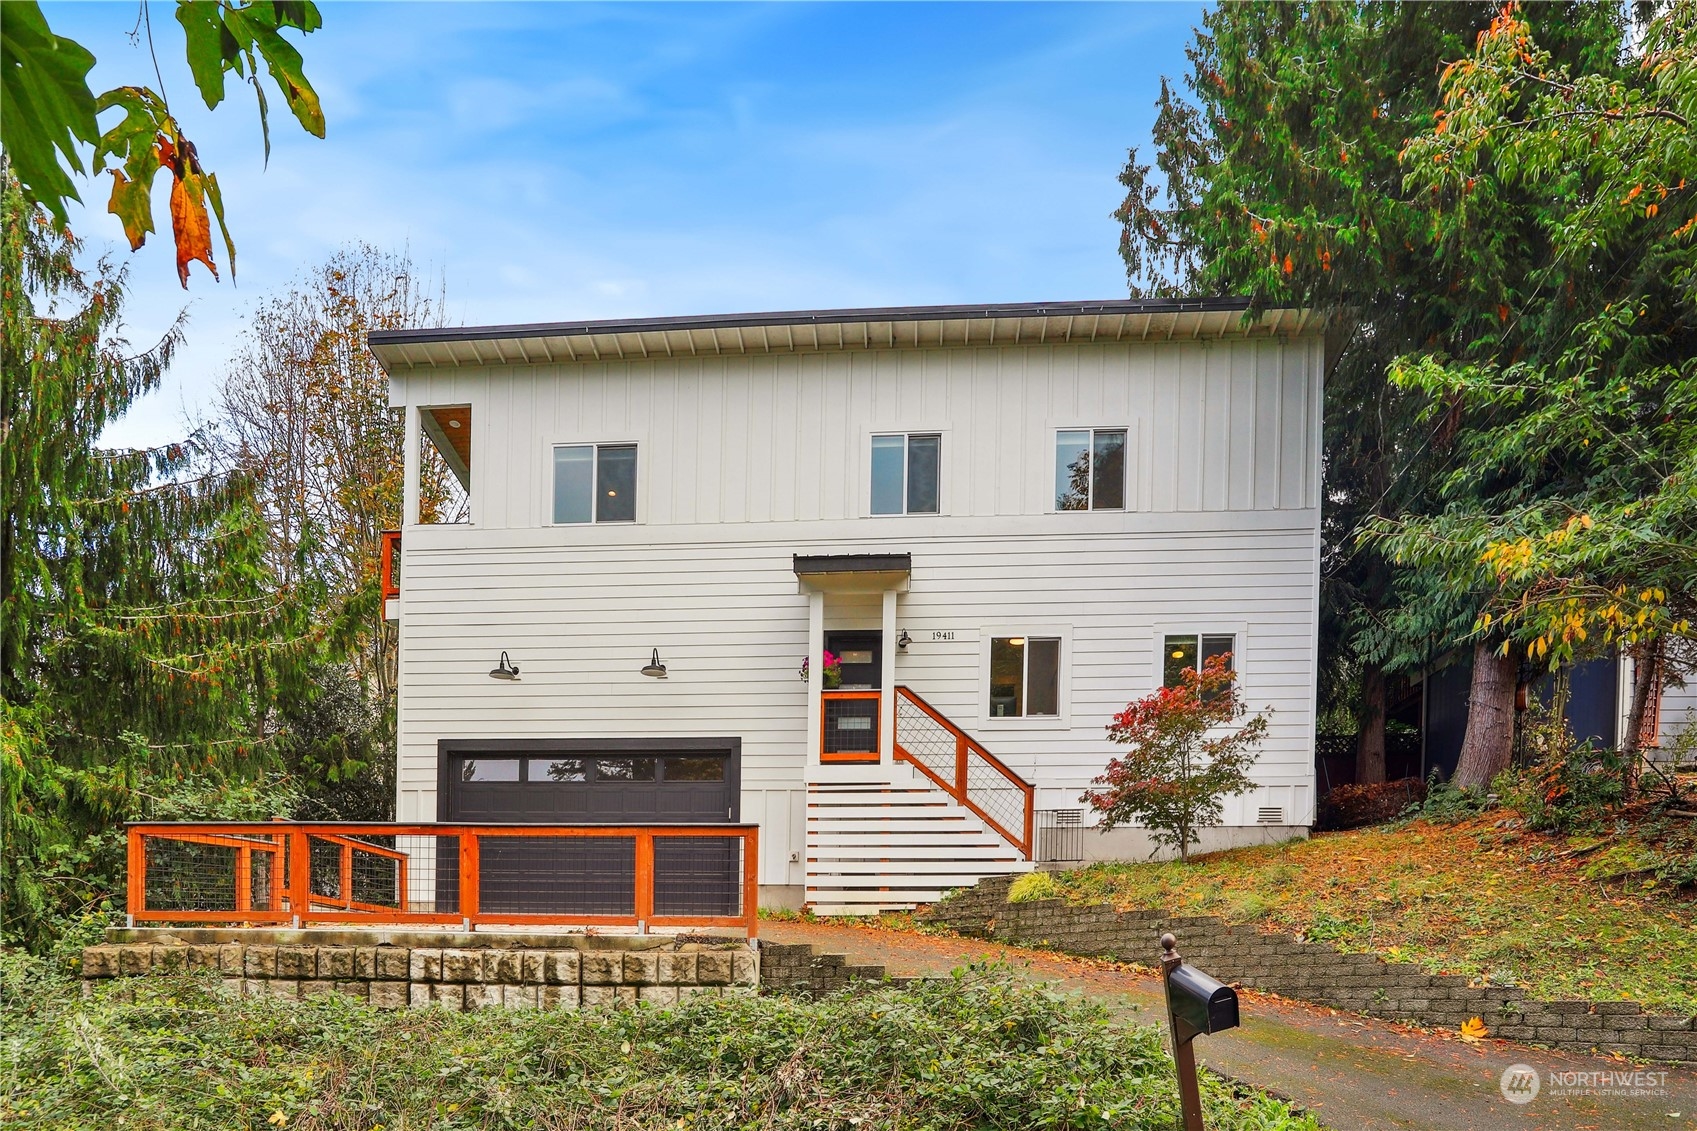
[1160,931,1239,1131]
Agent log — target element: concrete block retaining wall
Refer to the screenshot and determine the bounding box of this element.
[927,876,1697,1065]
[83,928,757,1010]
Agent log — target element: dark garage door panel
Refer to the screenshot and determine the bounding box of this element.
[438,739,743,919]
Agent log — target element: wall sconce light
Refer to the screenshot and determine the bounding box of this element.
[897,629,912,651]
[488,651,520,680]
[641,648,668,678]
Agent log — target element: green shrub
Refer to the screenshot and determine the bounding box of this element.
[0,952,1318,1131]
[1007,870,1062,903]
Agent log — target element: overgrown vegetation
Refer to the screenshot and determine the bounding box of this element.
[0,954,1318,1131]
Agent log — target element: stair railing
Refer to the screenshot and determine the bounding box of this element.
[892,686,1034,859]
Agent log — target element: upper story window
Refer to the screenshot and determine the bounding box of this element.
[553,443,637,524]
[871,433,940,515]
[1055,428,1126,510]
[1163,633,1236,691]
[989,635,1060,717]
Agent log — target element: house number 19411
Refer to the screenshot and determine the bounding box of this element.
[931,631,956,641]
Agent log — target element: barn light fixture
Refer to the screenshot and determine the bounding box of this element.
[641,648,668,678]
[489,652,520,680]
[897,630,912,651]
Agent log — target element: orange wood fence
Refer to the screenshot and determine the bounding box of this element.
[127,822,759,937]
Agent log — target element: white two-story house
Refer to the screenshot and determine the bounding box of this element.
[370,299,1326,913]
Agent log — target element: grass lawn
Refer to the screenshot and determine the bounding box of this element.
[1036,812,1697,1015]
[0,952,1316,1131]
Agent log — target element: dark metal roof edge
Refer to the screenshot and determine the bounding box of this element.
[369,297,1266,347]
[792,553,913,575]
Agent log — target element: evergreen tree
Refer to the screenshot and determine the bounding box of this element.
[1370,1,1697,783]
[0,168,321,948]
[1115,1,1627,786]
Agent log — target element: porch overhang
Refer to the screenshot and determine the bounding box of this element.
[793,553,911,594]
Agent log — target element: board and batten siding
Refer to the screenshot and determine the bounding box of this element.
[391,334,1325,885]
[395,338,1320,529]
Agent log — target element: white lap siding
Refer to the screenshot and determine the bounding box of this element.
[394,511,1320,887]
[389,327,1326,885]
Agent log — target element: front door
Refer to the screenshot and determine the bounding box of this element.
[824,632,881,759]
[826,632,881,689]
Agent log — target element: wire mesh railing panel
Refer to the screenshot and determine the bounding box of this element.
[477,836,637,916]
[130,824,757,932]
[141,833,282,914]
[351,837,402,909]
[653,836,743,918]
[894,697,955,783]
[823,693,880,756]
[965,755,1027,846]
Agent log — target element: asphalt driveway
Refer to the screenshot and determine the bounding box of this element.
[761,918,1697,1131]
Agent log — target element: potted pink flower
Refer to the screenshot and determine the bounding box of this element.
[799,650,844,688]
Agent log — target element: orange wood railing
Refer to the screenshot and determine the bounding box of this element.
[379,531,401,600]
[126,822,760,937]
[820,690,882,763]
[892,686,1035,859]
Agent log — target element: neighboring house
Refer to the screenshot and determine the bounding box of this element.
[1420,652,1695,783]
[369,299,1327,913]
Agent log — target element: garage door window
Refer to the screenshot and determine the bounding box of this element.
[528,757,585,782]
[461,758,519,782]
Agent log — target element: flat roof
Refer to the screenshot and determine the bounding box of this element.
[371,297,1318,372]
[793,553,913,576]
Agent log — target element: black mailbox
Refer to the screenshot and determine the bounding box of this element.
[1166,962,1239,1039]
[1159,932,1241,1131]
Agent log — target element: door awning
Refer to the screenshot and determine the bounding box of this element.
[793,553,911,593]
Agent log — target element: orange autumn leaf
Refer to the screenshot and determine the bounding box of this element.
[170,169,219,287]
[1460,1016,1489,1040]
[1282,254,1294,275]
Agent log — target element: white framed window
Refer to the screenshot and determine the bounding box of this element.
[1162,632,1236,693]
[553,443,637,524]
[1054,428,1127,510]
[870,432,940,515]
[988,635,1061,717]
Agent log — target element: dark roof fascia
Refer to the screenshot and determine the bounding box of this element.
[792,553,913,576]
[368,297,1260,349]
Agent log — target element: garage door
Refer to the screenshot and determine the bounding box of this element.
[436,739,742,917]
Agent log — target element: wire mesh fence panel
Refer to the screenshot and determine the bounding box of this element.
[476,835,637,916]
[143,837,239,912]
[894,697,955,782]
[422,834,462,916]
[350,836,401,909]
[823,694,880,756]
[653,836,743,918]
[966,756,1027,847]
[130,824,756,931]
[142,834,283,913]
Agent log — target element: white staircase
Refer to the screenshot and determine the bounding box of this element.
[806,760,1033,914]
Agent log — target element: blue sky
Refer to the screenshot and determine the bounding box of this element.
[44,2,1204,448]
